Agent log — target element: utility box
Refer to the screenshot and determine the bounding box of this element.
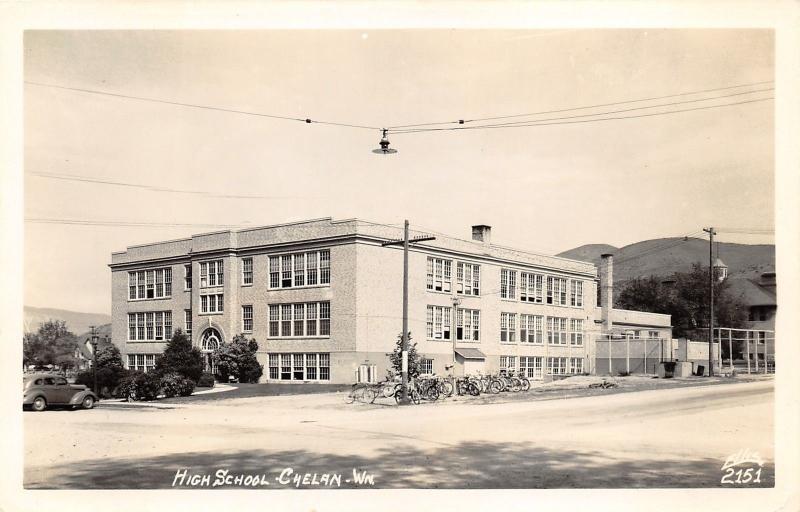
[675,361,694,377]
[658,361,677,378]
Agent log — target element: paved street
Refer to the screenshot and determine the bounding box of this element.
[24,379,774,489]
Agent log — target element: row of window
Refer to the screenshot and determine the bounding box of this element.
[502,270,583,307]
[501,356,584,377]
[416,356,584,378]
[128,268,173,300]
[269,250,331,289]
[127,353,158,372]
[268,353,331,381]
[426,305,481,341]
[127,312,173,341]
[427,307,584,345]
[268,302,331,337]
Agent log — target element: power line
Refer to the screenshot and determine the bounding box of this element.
[389,97,773,135]
[27,171,311,200]
[24,81,381,131]
[386,80,774,129]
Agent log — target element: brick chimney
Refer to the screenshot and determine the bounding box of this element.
[471,225,492,244]
[599,253,614,332]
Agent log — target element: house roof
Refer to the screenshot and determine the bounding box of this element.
[726,276,776,307]
[454,348,486,360]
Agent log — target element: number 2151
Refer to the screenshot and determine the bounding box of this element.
[721,467,762,485]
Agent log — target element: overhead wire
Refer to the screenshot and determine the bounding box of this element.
[27,171,309,200]
[24,80,381,131]
[386,80,774,129]
[389,97,773,135]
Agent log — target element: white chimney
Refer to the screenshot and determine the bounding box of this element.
[600,253,614,332]
[471,225,492,244]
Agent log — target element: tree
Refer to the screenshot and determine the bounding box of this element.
[154,329,204,382]
[22,320,80,371]
[615,263,749,340]
[387,332,421,379]
[75,343,126,397]
[211,334,263,383]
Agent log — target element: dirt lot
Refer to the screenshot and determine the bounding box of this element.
[24,375,774,489]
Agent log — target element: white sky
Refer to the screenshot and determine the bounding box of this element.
[23,29,774,314]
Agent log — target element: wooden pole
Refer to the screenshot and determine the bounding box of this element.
[400,220,410,403]
[746,330,751,374]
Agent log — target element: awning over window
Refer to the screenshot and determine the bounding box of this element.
[454,348,486,360]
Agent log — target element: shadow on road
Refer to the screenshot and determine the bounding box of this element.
[25,440,774,489]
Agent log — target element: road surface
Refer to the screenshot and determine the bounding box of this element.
[24,379,774,488]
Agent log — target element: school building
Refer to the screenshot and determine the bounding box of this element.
[109,217,671,384]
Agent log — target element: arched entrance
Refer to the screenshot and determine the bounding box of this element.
[200,328,222,374]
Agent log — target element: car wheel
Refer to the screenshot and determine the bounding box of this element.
[81,396,95,410]
[32,396,47,412]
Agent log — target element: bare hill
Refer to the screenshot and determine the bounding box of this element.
[24,306,112,336]
[557,238,774,283]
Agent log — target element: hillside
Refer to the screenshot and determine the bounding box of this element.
[24,306,112,336]
[557,238,775,283]
[557,244,619,264]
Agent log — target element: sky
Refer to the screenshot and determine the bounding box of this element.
[22,29,775,314]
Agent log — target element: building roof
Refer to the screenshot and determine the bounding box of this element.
[111,217,597,278]
[726,275,776,307]
[454,348,486,360]
[714,258,727,268]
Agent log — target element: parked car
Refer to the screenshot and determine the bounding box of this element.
[23,373,98,411]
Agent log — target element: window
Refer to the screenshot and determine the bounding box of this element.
[294,254,305,287]
[127,354,158,373]
[199,260,224,288]
[269,354,279,379]
[546,276,568,305]
[267,353,331,381]
[268,301,330,338]
[520,356,543,379]
[127,312,172,341]
[570,280,584,307]
[569,357,584,374]
[456,262,480,295]
[759,309,768,322]
[269,250,330,289]
[242,258,253,285]
[500,356,516,373]
[758,331,766,344]
[128,268,172,300]
[569,319,584,346]
[200,293,224,313]
[648,330,660,339]
[269,305,280,337]
[520,272,544,303]
[500,269,517,299]
[184,310,192,336]
[420,358,433,375]
[269,256,280,288]
[500,312,517,342]
[426,257,452,292]
[184,264,192,290]
[426,305,452,340]
[306,354,318,380]
[242,305,253,332]
[547,316,568,345]
[520,314,544,344]
[547,357,568,375]
[456,308,480,341]
[293,303,305,336]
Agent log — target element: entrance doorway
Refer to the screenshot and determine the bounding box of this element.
[200,328,222,374]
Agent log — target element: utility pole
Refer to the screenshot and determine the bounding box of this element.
[89,325,99,393]
[381,220,435,404]
[703,227,716,377]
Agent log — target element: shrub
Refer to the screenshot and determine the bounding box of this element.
[74,344,126,398]
[160,372,182,398]
[178,377,196,396]
[211,334,263,383]
[113,370,139,399]
[197,372,216,388]
[114,371,161,401]
[154,329,204,382]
